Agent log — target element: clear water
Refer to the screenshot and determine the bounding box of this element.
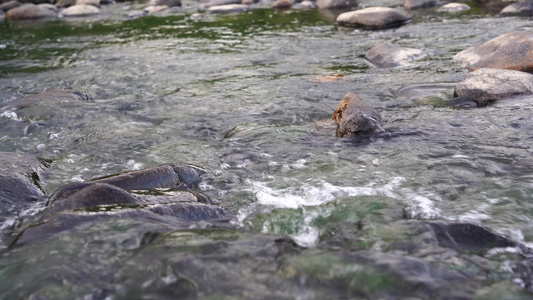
[2,1,533,298]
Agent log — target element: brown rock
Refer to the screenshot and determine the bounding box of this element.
[271,0,291,9]
[59,4,100,17]
[334,93,383,137]
[454,31,533,72]
[5,3,56,19]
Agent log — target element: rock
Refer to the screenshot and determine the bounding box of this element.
[59,4,100,17]
[316,0,356,9]
[4,3,55,19]
[75,0,99,7]
[310,73,345,82]
[147,0,180,7]
[2,89,90,111]
[333,93,382,137]
[37,3,57,12]
[0,0,21,12]
[336,7,411,29]
[271,0,291,9]
[366,42,424,68]
[207,4,248,13]
[404,0,438,10]
[437,2,470,12]
[454,68,533,105]
[204,0,240,7]
[473,0,515,12]
[454,31,533,72]
[145,4,169,13]
[500,0,533,16]
[297,0,314,8]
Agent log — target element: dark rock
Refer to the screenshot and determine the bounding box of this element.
[473,0,516,12]
[316,0,356,9]
[404,0,438,10]
[333,93,383,137]
[454,68,533,105]
[437,2,470,12]
[500,0,533,16]
[59,4,100,17]
[454,31,533,72]
[336,7,411,29]
[4,3,55,19]
[366,42,424,68]
[147,0,180,7]
[0,0,21,12]
[271,0,291,9]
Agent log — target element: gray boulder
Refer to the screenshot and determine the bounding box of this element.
[0,0,21,12]
[59,4,100,17]
[316,0,357,9]
[366,42,424,68]
[454,31,533,72]
[404,0,438,10]
[437,2,470,12]
[334,93,382,137]
[336,7,411,29]
[454,68,533,105]
[4,3,55,19]
[500,0,533,16]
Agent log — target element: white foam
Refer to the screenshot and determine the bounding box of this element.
[1,110,21,121]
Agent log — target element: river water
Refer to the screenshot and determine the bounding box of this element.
[2,0,533,298]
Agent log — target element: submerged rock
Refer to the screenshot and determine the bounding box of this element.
[454,68,533,105]
[2,89,90,111]
[437,2,470,12]
[366,42,424,68]
[500,0,533,16]
[316,0,357,9]
[4,3,56,20]
[336,7,411,29]
[404,0,438,10]
[59,4,101,17]
[454,31,533,72]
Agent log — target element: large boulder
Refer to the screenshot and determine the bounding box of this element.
[500,0,533,16]
[404,0,438,10]
[454,68,533,105]
[0,0,21,12]
[59,4,100,16]
[366,42,424,68]
[4,3,55,19]
[316,0,357,9]
[336,7,411,29]
[454,31,533,72]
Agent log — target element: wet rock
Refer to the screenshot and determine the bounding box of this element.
[500,0,533,16]
[454,68,533,105]
[437,2,470,12]
[0,152,47,220]
[4,3,56,19]
[75,0,100,7]
[454,31,533,72]
[316,0,357,9]
[147,0,180,7]
[365,42,424,68]
[271,0,291,9]
[404,0,438,10]
[207,4,248,13]
[59,4,100,17]
[336,7,411,29]
[0,0,21,12]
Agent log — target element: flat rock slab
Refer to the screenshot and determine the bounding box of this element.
[207,4,249,13]
[454,31,533,72]
[366,42,424,68]
[5,3,56,20]
[59,4,100,17]
[454,68,533,105]
[437,2,470,12]
[336,7,411,29]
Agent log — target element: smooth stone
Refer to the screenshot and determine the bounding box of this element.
[454,68,533,105]
[297,0,314,8]
[500,0,533,16]
[59,4,100,17]
[336,7,411,29]
[147,0,180,7]
[207,4,248,13]
[366,42,424,68]
[0,0,21,12]
[316,0,356,9]
[271,0,291,9]
[4,3,56,19]
[404,0,438,9]
[454,31,533,72]
[37,3,58,12]
[333,93,382,137]
[204,0,241,7]
[2,89,90,111]
[437,2,470,12]
[145,4,169,13]
[75,0,100,7]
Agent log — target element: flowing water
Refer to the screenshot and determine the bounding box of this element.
[2,0,533,298]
